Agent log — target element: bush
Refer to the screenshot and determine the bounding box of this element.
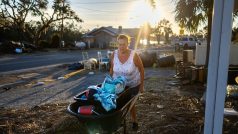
[38,40,50,48]
[51,34,60,48]
[0,41,14,53]
[65,42,75,48]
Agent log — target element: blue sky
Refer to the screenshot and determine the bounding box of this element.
[68,0,179,33]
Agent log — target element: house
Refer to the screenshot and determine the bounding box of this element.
[82,26,140,49]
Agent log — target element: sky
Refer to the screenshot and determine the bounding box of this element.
[68,0,179,33]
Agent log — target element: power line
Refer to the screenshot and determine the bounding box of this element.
[77,6,136,13]
[74,0,139,4]
[74,1,173,13]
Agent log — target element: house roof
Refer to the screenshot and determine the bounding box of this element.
[83,26,140,38]
[85,27,117,37]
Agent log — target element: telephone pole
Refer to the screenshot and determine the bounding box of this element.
[61,0,65,47]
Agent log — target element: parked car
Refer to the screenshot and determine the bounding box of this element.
[22,41,38,53]
[0,41,37,54]
[0,41,22,53]
[175,37,200,51]
[75,41,86,50]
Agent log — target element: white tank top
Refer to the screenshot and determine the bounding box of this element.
[112,50,141,88]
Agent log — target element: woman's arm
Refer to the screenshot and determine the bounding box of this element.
[134,52,144,93]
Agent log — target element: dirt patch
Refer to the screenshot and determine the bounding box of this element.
[0,71,237,134]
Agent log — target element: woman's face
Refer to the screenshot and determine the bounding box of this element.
[118,38,128,53]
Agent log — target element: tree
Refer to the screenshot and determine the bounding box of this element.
[149,0,238,66]
[174,0,214,66]
[27,0,82,45]
[142,22,151,46]
[0,0,82,46]
[0,0,48,41]
[164,27,173,44]
[62,22,83,43]
[153,19,173,44]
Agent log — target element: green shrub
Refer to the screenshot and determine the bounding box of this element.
[51,34,60,48]
[65,42,75,48]
[38,40,50,48]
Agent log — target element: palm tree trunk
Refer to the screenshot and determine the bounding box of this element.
[205,0,214,67]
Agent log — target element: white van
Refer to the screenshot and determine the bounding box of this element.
[175,37,200,50]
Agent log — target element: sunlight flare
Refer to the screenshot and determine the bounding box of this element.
[126,0,161,28]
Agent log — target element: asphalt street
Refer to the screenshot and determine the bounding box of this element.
[0,49,108,73]
[0,45,174,73]
[0,45,175,108]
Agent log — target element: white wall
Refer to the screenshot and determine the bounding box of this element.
[195,44,238,65]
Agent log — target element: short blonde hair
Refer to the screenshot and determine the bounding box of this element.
[117,34,130,43]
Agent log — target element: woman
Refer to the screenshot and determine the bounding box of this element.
[110,34,144,131]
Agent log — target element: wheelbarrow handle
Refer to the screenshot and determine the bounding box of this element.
[92,110,100,115]
[128,94,139,111]
[121,94,139,119]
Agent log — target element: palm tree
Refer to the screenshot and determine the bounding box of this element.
[174,0,213,66]
[153,19,173,44]
[149,0,238,66]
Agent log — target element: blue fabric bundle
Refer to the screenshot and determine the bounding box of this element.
[102,75,127,94]
[94,75,127,111]
[93,91,117,111]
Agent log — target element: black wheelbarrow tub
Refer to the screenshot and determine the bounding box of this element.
[67,89,138,133]
[73,85,129,107]
[73,84,129,100]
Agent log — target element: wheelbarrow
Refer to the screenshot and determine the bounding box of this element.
[67,88,139,134]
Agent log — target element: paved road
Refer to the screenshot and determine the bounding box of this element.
[0,45,176,108]
[0,49,108,73]
[0,45,174,73]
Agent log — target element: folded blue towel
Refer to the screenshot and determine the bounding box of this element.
[102,75,127,94]
[93,75,127,111]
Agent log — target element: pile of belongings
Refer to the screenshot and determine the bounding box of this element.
[79,75,127,112]
[226,84,238,111]
[227,85,238,98]
[68,62,84,70]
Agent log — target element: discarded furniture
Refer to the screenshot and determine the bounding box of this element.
[139,51,157,67]
[107,50,113,58]
[175,50,195,79]
[97,51,109,71]
[81,52,95,70]
[68,62,84,70]
[158,55,175,67]
[225,84,238,114]
[227,67,238,84]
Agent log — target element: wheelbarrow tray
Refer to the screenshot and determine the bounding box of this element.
[73,84,129,101]
[73,84,102,105]
[67,89,138,133]
[73,84,129,111]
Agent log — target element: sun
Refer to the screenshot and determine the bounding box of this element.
[126,0,161,28]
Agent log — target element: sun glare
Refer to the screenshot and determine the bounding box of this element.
[126,0,161,28]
